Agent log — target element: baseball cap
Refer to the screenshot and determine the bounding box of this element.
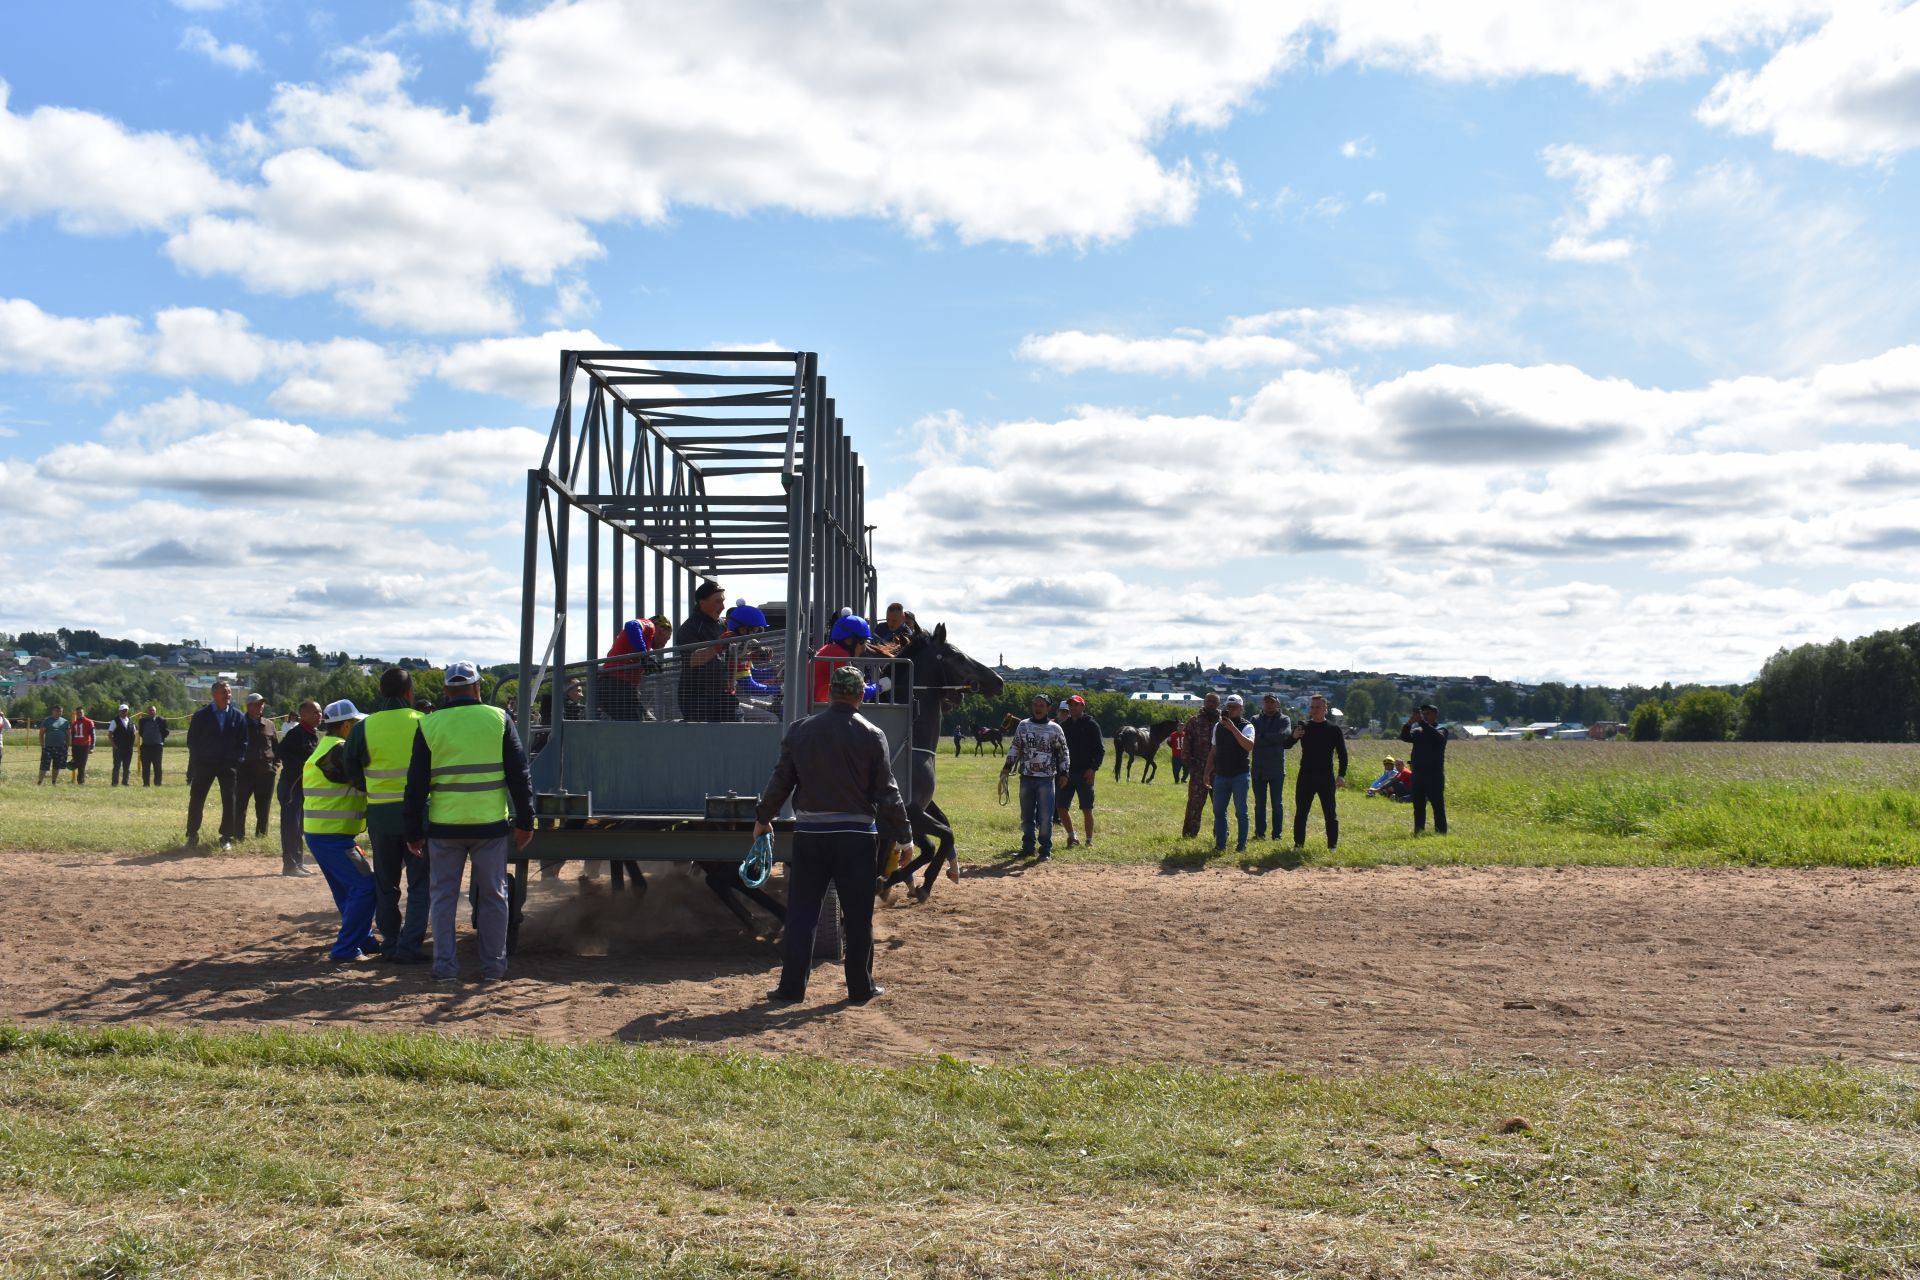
[246,692,265,705]
[1031,691,1053,705]
[117,703,129,711]
[829,664,866,697]
[1064,694,1086,706]
[1224,693,1244,706]
[1419,702,1438,711]
[321,699,366,725]
[444,660,481,687]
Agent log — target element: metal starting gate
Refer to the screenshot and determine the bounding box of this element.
[508,350,908,947]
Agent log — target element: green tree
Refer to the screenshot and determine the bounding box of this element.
[1663,688,1738,741]
[317,665,376,710]
[250,658,318,711]
[1343,687,1374,729]
[1627,700,1665,741]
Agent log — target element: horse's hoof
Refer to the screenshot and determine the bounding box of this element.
[912,886,931,904]
[878,878,900,905]
[944,864,959,883]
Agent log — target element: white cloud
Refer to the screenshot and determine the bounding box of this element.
[1541,143,1672,262]
[180,26,260,72]
[267,339,419,420]
[1021,305,1461,376]
[875,341,1920,680]
[103,390,249,442]
[0,298,146,375]
[1363,190,1387,204]
[0,81,245,234]
[171,0,238,10]
[1697,1,1920,163]
[1340,137,1374,158]
[434,328,607,404]
[1316,1,1836,88]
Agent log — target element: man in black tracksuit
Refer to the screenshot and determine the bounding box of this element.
[1399,702,1451,835]
[1291,694,1348,850]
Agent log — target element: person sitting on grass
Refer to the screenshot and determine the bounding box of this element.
[1366,756,1399,796]
[1385,760,1414,801]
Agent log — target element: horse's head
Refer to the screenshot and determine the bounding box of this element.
[901,621,1005,706]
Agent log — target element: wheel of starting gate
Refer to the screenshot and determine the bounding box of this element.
[812,880,843,962]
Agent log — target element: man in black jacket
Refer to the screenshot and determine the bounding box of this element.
[1399,703,1451,834]
[107,704,137,787]
[1056,694,1105,849]
[185,680,248,851]
[275,700,321,875]
[1248,693,1292,840]
[235,693,279,839]
[1291,694,1349,851]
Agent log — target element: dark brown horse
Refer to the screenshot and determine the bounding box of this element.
[1112,718,1180,782]
[882,624,1005,903]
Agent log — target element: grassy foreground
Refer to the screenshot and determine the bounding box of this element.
[2,1022,1917,1278]
[8,731,1920,870]
[939,739,1920,870]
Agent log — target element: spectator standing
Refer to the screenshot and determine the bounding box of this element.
[302,699,379,962]
[1056,694,1104,849]
[185,679,249,851]
[107,704,137,786]
[1399,703,1452,835]
[37,703,70,786]
[0,707,9,776]
[1211,694,1256,853]
[754,664,914,1005]
[1168,725,1186,784]
[1248,693,1293,840]
[137,704,170,785]
[1290,695,1349,851]
[68,706,96,784]
[1001,693,1069,861]
[345,669,429,964]
[403,661,535,984]
[674,579,736,722]
[276,700,322,876]
[236,693,279,838]
[1179,694,1222,838]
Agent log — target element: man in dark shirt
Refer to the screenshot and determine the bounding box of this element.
[136,704,170,785]
[275,699,322,875]
[1290,694,1349,851]
[235,692,279,839]
[1212,694,1255,853]
[1248,693,1292,841]
[1399,702,1452,835]
[185,680,249,851]
[754,664,913,1005]
[1056,694,1105,849]
[107,704,137,787]
[674,579,735,721]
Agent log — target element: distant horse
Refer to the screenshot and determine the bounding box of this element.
[1112,718,1180,783]
[882,624,1006,903]
[970,723,1003,754]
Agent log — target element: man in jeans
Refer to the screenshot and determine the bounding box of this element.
[404,661,534,983]
[1248,693,1292,840]
[1001,693,1068,861]
[1211,694,1256,853]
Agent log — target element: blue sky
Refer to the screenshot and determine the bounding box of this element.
[3,1,1918,682]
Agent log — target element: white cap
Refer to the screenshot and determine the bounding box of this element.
[117,703,129,711]
[444,660,481,687]
[1224,693,1244,706]
[321,699,366,725]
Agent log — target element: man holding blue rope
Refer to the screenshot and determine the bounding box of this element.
[753,664,913,1006]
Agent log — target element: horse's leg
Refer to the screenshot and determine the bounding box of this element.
[915,802,957,900]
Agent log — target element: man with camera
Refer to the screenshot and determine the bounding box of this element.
[1399,702,1451,835]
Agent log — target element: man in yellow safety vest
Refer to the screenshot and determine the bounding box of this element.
[344,668,429,964]
[403,661,534,983]
[303,699,379,962]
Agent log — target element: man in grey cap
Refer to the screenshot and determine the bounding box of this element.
[753,664,913,1005]
[1248,693,1292,840]
[1211,694,1256,853]
[236,691,280,839]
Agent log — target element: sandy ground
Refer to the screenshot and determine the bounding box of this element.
[7,847,1920,1071]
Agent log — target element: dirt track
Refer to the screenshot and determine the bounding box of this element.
[8,848,1920,1070]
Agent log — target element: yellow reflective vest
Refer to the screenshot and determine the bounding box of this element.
[302,735,367,836]
[361,707,423,810]
[420,702,509,827]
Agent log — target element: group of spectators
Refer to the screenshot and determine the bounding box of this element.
[14,702,169,787]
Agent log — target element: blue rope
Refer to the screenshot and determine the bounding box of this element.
[740,832,775,889]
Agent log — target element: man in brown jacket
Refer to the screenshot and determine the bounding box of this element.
[1180,693,1221,838]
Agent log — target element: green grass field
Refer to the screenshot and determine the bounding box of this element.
[8,730,1920,869]
[3,1023,1917,1278]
